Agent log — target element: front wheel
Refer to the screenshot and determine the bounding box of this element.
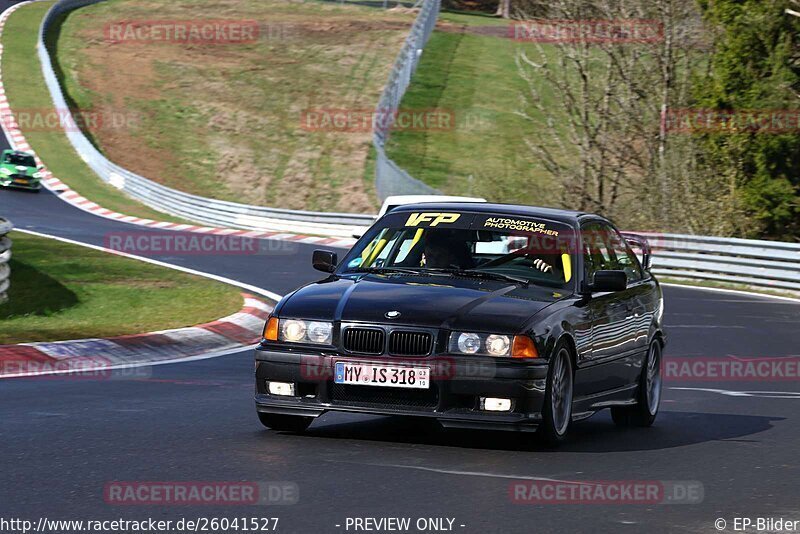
[257,412,313,433]
[611,340,662,427]
[537,345,574,447]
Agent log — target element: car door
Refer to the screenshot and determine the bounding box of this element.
[578,222,640,393]
[608,229,651,353]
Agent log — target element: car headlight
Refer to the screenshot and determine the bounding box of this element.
[32,172,42,179]
[0,168,10,175]
[450,332,511,357]
[278,319,333,345]
[486,334,511,356]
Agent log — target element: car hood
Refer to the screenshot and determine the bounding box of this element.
[1,164,34,176]
[277,274,567,332]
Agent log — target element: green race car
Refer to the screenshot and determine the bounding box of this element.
[0,149,43,191]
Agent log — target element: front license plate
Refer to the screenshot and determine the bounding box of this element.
[334,362,430,389]
[13,179,28,184]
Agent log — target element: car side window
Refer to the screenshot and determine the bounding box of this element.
[609,231,644,283]
[582,223,616,284]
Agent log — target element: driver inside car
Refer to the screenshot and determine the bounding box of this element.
[404,230,558,277]
[420,230,475,269]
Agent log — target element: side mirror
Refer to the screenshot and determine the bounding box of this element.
[312,249,338,273]
[590,270,627,292]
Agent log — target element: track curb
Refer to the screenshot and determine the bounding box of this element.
[0,292,270,378]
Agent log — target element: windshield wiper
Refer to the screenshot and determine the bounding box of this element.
[425,267,529,287]
[349,266,427,276]
[349,267,529,287]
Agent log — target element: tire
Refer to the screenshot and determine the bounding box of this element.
[257,412,313,433]
[537,344,574,447]
[611,340,662,427]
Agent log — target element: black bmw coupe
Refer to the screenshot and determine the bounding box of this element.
[255,203,665,446]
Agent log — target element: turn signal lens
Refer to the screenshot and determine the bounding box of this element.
[511,335,538,359]
[263,317,279,341]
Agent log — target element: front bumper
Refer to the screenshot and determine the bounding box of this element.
[254,347,550,432]
[0,177,41,190]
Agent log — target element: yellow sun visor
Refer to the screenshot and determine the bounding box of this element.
[561,253,572,283]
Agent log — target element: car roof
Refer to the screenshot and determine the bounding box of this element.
[387,202,603,225]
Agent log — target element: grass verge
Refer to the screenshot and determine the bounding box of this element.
[383,23,561,205]
[1,2,191,223]
[0,231,244,344]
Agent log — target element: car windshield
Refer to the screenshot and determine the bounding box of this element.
[5,153,36,167]
[340,211,577,290]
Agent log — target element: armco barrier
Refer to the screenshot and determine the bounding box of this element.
[372,0,442,200]
[0,217,12,303]
[33,0,375,238]
[642,233,800,292]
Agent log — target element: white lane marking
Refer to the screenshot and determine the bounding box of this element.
[330,461,589,484]
[13,228,284,302]
[671,387,800,399]
[661,283,800,304]
[665,325,746,329]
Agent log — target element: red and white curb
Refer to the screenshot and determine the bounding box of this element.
[0,293,271,379]
[0,2,356,250]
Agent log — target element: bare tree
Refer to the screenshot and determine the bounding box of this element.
[514,0,720,230]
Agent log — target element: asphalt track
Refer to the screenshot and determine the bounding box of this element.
[2,8,800,534]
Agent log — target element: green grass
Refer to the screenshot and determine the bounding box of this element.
[0,2,191,223]
[438,10,510,27]
[383,27,561,205]
[0,232,245,344]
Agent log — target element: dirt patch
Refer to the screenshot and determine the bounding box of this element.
[77,44,177,184]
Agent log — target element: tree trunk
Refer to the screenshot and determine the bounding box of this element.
[495,0,511,18]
